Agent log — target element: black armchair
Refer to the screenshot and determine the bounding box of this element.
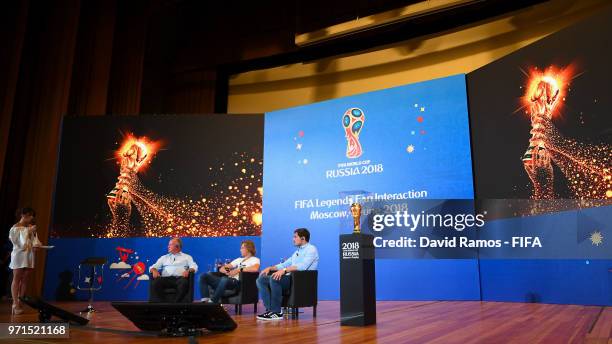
[148,272,194,303]
[282,270,318,319]
[208,271,259,314]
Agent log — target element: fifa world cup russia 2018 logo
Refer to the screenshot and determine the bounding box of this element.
[342,107,365,159]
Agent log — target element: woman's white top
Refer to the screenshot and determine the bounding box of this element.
[9,225,41,269]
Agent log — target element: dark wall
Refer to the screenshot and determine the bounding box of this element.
[0,0,546,296]
[0,0,299,296]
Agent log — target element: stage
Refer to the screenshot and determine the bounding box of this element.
[2,300,611,343]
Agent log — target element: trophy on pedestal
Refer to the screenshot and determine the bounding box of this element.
[341,201,376,326]
[350,203,362,234]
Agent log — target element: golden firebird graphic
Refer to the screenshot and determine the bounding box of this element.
[343,107,365,159]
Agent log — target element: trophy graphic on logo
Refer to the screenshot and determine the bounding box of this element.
[350,203,362,234]
[342,108,365,159]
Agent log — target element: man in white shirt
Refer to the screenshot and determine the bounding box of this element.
[149,237,198,302]
[200,240,260,303]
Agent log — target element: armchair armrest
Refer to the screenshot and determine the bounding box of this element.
[238,271,259,302]
[239,271,259,284]
[288,270,318,307]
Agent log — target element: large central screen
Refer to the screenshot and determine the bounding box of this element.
[262,74,478,300]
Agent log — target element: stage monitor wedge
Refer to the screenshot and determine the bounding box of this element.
[111,302,237,336]
[20,296,89,325]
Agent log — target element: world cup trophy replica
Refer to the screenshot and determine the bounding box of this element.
[350,203,362,234]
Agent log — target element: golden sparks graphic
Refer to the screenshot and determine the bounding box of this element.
[105,135,262,238]
[543,125,612,200]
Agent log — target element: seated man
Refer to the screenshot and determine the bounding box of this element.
[149,237,198,302]
[256,228,319,320]
[199,240,260,303]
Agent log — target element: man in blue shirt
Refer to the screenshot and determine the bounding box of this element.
[149,238,198,302]
[256,228,319,320]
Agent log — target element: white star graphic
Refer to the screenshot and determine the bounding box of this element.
[296,143,302,150]
[84,277,91,283]
[590,231,603,246]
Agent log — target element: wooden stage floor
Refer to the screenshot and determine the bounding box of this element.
[2,300,611,343]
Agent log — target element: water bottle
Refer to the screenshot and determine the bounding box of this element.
[215,258,222,272]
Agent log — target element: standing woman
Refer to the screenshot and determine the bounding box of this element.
[9,207,41,315]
